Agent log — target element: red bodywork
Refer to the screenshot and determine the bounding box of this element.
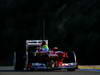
[47,50,69,67]
[33,49,69,68]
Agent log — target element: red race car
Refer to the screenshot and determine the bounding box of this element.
[25,40,78,71]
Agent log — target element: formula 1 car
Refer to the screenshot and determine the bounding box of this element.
[25,40,78,71]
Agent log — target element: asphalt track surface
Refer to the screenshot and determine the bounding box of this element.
[0,66,100,75]
[0,71,100,75]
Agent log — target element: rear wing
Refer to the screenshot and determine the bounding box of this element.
[26,40,48,46]
[26,40,48,50]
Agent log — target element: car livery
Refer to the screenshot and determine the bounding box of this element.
[26,40,78,71]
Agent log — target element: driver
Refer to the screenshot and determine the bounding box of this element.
[41,41,49,52]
